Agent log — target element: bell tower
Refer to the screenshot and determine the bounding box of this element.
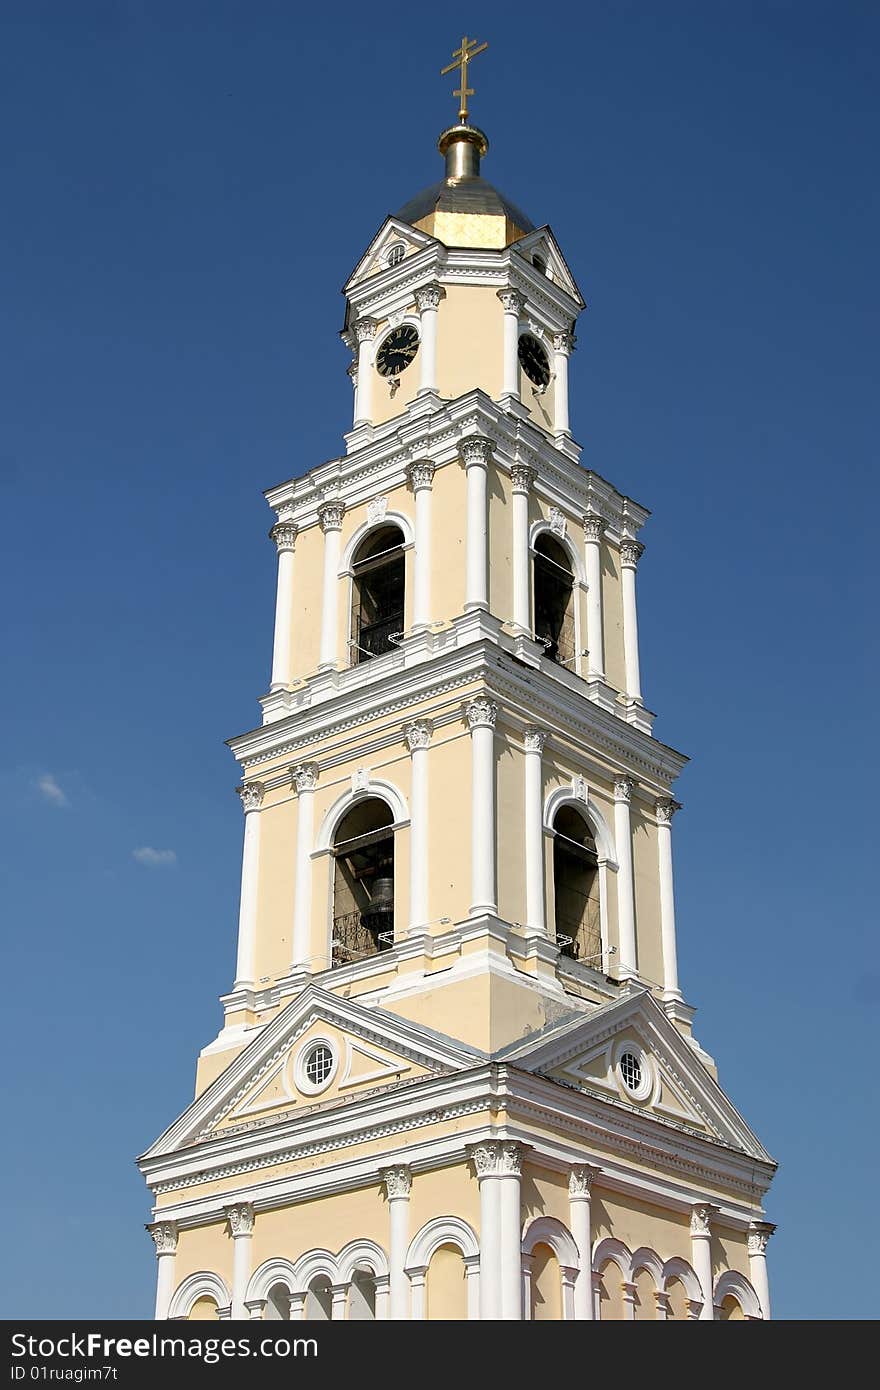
[139,43,776,1324]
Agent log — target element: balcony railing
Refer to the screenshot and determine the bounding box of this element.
[332,909,394,966]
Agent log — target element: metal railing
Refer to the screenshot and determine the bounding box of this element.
[555,908,602,965]
[332,909,394,966]
[353,613,405,662]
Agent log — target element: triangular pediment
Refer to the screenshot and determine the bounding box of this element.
[512,226,585,307]
[144,985,482,1158]
[500,987,772,1161]
[344,217,441,293]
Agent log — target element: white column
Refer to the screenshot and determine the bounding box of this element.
[408,459,435,631]
[233,781,265,989]
[317,500,344,670]
[497,288,525,399]
[381,1165,412,1321]
[415,283,445,395]
[347,358,358,428]
[226,1203,255,1321]
[148,1221,178,1321]
[582,513,605,679]
[552,330,575,437]
[466,698,498,916]
[269,521,298,689]
[523,728,546,933]
[461,434,492,612]
[291,764,318,971]
[352,317,377,427]
[470,1143,501,1320]
[655,797,683,1001]
[748,1221,775,1320]
[498,1142,524,1320]
[613,775,638,977]
[620,540,644,704]
[690,1203,717,1321]
[568,1166,599,1320]
[511,463,535,633]
[404,721,432,932]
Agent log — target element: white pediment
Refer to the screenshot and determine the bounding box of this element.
[144,985,482,1158]
[512,226,585,307]
[500,987,772,1161]
[345,218,441,293]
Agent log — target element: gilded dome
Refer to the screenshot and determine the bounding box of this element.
[396,125,534,249]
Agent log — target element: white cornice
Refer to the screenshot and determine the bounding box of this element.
[227,613,687,789]
[264,390,648,540]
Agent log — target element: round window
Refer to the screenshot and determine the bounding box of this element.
[619,1051,642,1093]
[518,332,551,388]
[296,1039,338,1095]
[386,243,406,268]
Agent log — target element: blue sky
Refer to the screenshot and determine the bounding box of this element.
[1,1,877,1320]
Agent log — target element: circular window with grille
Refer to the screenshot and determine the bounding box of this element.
[613,1041,652,1102]
[295,1038,338,1096]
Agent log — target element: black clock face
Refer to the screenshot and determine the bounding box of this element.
[518,333,551,388]
[376,325,420,378]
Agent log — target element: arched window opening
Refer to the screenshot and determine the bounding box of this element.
[351,525,405,664]
[426,1244,468,1321]
[665,1276,689,1321]
[188,1296,219,1321]
[529,1242,563,1321]
[533,534,575,666]
[718,1294,745,1321]
[332,798,395,965]
[265,1282,291,1320]
[305,1277,333,1321]
[348,1268,377,1320]
[597,1261,625,1321]
[552,805,601,963]
[633,1267,657,1320]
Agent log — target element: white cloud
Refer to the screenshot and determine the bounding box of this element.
[37,773,68,807]
[132,846,177,867]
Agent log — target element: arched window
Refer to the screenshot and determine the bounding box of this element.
[718,1294,745,1321]
[529,1242,563,1321]
[332,797,395,965]
[305,1277,333,1321]
[188,1296,219,1321]
[552,805,601,963]
[351,525,405,664]
[533,534,575,666]
[265,1282,291,1320]
[347,1268,377,1320]
[426,1244,468,1321]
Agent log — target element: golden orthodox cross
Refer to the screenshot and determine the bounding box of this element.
[440,35,488,124]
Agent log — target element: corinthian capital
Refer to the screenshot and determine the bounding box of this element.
[270,521,298,554]
[291,763,319,794]
[524,727,547,754]
[497,287,525,316]
[569,1164,600,1197]
[225,1202,255,1237]
[655,797,681,825]
[147,1220,178,1256]
[690,1203,717,1238]
[582,513,605,543]
[404,720,432,753]
[748,1221,776,1256]
[381,1165,412,1200]
[613,775,635,804]
[318,499,345,533]
[414,282,446,313]
[237,781,265,813]
[468,1140,524,1177]
[465,697,498,732]
[460,434,493,469]
[510,463,537,494]
[553,330,576,355]
[353,316,378,344]
[620,540,645,569]
[408,459,436,492]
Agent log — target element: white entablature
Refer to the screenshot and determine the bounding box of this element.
[343,216,583,327]
[265,390,647,542]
